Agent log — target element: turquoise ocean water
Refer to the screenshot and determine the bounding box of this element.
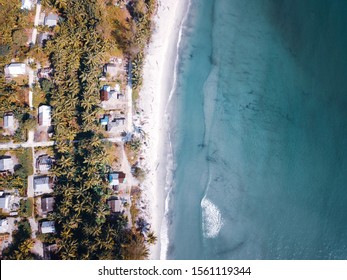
[166,0,347,259]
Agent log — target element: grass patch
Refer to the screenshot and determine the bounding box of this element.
[130,186,142,228]
[132,88,139,104]
[124,145,137,166]
[104,142,120,168]
[34,146,55,157]
[14,148,33,176]
[11,76,29,86]
[124,138,141,166]
[33,89,47,109]
[19,198,33,218]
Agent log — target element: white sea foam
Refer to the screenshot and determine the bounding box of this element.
[201,197,224,238]
[159,187,171,259]
[159,135,174,260]
[159,0,192,260]
[137,0,192,259]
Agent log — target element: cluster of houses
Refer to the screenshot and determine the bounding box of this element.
[2,63,27,135]
[0,158,18,249]
[107,171,127,213]
[99,60,128,135]
[0,152,128,232]
[1,57,129,250]
[1,0,132,257]
[2,61,52,129]
[1,103,51,133]
[99,60,130,214]
[37,12,59,46]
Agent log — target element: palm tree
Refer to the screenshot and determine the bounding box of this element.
[55,0,67,9]
[146,231,157,245]
[121,233,149,260]
[58,239,78,260]
[60,227,73,240]
[128,138,141,151]
[17,239,35,259]
[136,217,150,235]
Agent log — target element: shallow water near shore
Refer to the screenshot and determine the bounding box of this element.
[165,0,347,259]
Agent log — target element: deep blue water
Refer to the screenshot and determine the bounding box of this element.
[166,0,347,259]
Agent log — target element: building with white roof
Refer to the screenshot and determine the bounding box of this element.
[39,12,46,25]
[34,176,53,196]
[41,221,55,234]
[115,83,121,93]
[44,13,59,27]
[0,219,9,233]
[3,113,14,129]
[0,194,11,212]
[104,63,118,77]
[0,157,14,172]
[21,0,35,10]
[38,105,52,126]
[4,63,27,77]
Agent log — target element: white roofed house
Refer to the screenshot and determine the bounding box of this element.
[114,83,121,93]
[38,12,46,25]
[104,64,118,78]
[38,105,52,126]
[36,155,53,172]
[4,63,27,78]
[40,221,55,234]
[0,157,14,172]
[44,13,59,27]
[21,0,36,10]
[0,219,9,233]
[34,176,53,196]
[3,113,14,129]
[0,194,11,213]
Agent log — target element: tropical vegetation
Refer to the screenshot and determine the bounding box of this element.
[40,0,155,259]
[1,0,157,260]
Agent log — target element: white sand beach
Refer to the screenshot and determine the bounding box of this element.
[137,0,189,259]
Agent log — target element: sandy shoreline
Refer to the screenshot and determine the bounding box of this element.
[137,0,189,259]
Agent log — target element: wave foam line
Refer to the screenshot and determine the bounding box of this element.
[160,0,193,260]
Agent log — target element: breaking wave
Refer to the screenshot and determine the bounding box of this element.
[201,197,223,238]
